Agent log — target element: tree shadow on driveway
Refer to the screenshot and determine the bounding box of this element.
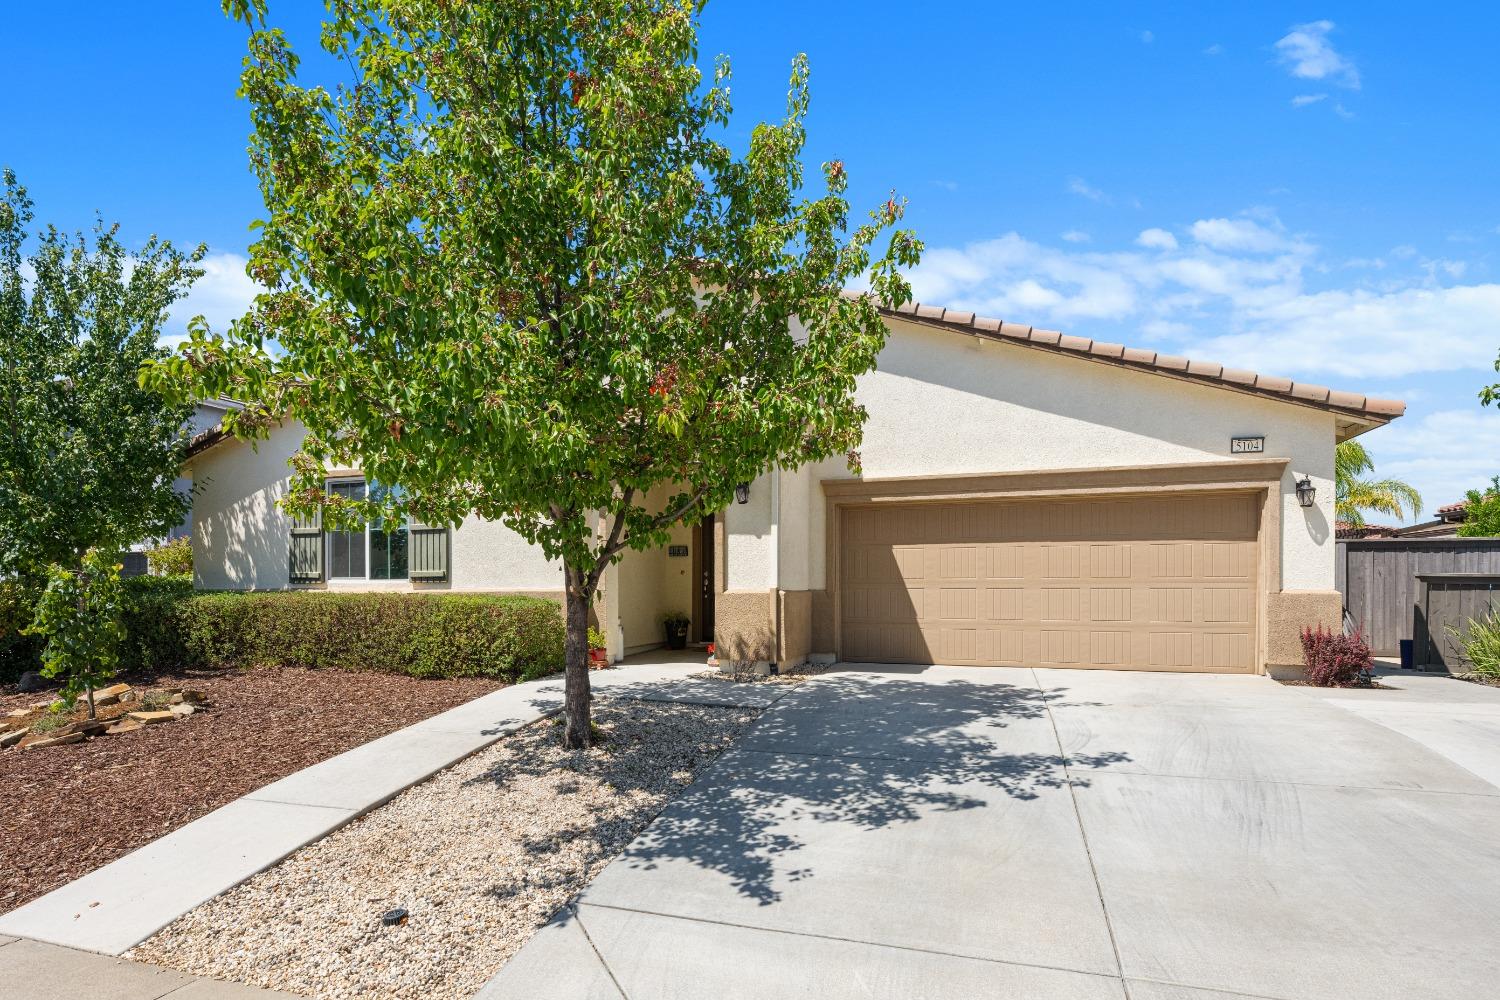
[598,670,1131,905]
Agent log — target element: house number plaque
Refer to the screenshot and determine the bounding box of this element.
[1230,436,1265,454]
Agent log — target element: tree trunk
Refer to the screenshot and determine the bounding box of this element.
[85,684,96,721]
[561,568,594,749]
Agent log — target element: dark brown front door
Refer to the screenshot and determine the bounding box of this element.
[695,515,716,643]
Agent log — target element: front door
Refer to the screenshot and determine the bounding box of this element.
[694,515,716,643]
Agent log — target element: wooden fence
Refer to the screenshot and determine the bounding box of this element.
[1337,539,1500,655]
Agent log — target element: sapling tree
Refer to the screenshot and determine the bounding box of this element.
[155,0,920,747]
[24,549,127,719]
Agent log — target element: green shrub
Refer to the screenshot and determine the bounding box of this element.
[11,580,564,684]
[119,575,195,671]
[174,591,565,682]
[1448,610,1500,678]
[0,580,43,683]
[145,536,193,576]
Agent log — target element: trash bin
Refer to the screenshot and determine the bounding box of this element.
[1399,638,1414,671]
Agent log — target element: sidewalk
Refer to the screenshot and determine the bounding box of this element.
[0,935,294,1000]
[0,653,777,957]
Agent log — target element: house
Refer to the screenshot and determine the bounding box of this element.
[1335,521,1400,540]
[1393,500,1469,539]
[182,301,1402,676]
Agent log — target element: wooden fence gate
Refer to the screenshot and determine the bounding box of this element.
[1337,538,1500,655]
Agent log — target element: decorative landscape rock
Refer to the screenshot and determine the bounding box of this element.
[17,671,47,693]
[0,729,25,749]
[169,704,197,718]
[67,720,109,738]
[27,732,84,749]
[6,708,28,719]
[93,683,134,707]
[127,711,176,726]
[106,719,145,735]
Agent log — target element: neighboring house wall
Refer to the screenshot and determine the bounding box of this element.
[719,317,1340,671]
[189,422,562,594]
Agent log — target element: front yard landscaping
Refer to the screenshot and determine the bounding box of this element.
[129,698,759,1000]
[0,666,507,912]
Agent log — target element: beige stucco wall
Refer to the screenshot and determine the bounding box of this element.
[189,422,562,593]
[1265,590,1344,677]
[776,318,1337,596]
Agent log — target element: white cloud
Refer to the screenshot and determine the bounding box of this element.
[1183,284,1500,378]
[1275,20,1360,89]
[163,251,262,346]
[1365,409,1500,515]
[1291,93,1328,108]
[1140,30,1154,44]
[905,217,1500,381]
[1136,227,1179,250]
[1067,177,1110,203]
[1060,230,1091,243]
[1189,217,1291,253]
[1204,43,1224,56]
[1333,102,1355,120]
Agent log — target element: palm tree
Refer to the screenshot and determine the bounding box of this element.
[1335,440,1423,527]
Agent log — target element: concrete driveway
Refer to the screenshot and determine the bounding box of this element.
[481,666,1500,1000]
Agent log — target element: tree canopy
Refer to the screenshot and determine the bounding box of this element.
[0,169,200,579]
[156,0,921,746]
[1457,478,1500,537]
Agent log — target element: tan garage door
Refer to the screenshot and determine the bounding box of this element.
[839,492,1260,671]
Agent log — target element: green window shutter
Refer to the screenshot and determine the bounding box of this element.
[289,506,324,583]
[409,519,449,581]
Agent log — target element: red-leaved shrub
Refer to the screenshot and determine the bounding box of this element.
[1300,624,1373,687]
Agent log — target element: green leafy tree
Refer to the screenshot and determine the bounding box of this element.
[23,549,127,719]
[0,170,201,581]
[145,535,194,577]
[156,0,920,747]
[1457,478,1500,537]
[1335,440,1423,528]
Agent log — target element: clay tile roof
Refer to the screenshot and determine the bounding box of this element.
[863,296,1405,423]
[1439,500,1470,515]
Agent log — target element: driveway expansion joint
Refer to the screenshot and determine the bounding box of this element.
[575,900,1126,984]
[1034,667,1132,998]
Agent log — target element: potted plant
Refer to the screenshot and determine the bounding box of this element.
[662,610,690,650]
[587,626,609,668]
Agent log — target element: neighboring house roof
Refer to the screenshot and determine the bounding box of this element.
[875,299,1404,438]
[1437,500,1470,520]
[1336,521,1400,540]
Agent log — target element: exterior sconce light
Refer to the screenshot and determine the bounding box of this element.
[734,482,751,505]
[1295,476,1316,508]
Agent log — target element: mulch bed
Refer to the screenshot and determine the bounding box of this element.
[0,667,506,913]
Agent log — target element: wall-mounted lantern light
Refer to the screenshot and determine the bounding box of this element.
[1295,476,1316,508]
[734,482,751,505]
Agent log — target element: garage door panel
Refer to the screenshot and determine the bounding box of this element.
[840,492,1259,672]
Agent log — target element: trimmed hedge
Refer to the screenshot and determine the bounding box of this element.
[7,581,564,684]
[167,590,564,681]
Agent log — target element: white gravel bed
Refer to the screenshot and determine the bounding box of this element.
[129,699,759,999]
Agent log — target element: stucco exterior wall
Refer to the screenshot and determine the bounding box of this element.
[191,424,304,591]
[189,422,562,593]
[774,318,1337,595]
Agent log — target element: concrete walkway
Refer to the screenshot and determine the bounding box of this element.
[482,664,1500,1000]
[1304,666,1500,789]
[0,935,294,999]
[0,652,780,958]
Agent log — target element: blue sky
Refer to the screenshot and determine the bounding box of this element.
[4,2,1498,522]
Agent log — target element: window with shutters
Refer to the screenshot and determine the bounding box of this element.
[289,477,448,584]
